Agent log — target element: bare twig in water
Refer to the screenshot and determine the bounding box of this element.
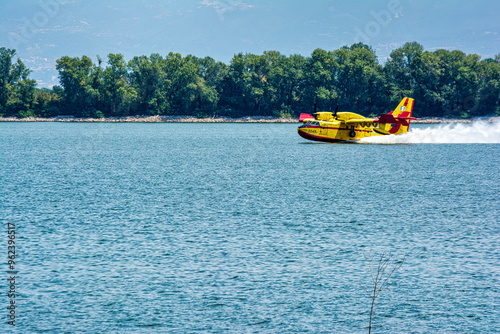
[364,251,405,334]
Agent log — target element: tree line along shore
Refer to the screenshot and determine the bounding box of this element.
[1,42,499,120]
[1,115,498,124]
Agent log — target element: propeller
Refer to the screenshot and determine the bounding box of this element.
[333,105,339,117]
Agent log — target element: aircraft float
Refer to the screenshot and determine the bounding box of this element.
[298,97,415,142]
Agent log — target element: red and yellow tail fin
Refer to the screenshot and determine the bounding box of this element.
[390,97,415,134]
[376,98,415,135]
[391,97,414,118]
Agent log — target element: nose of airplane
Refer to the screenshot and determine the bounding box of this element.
[297,126,314,141]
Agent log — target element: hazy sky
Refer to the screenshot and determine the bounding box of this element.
[1,0,499,87]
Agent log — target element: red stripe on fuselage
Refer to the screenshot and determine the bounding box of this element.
[300,125,372,133]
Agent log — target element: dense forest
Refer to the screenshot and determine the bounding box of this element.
[1,42,499,119]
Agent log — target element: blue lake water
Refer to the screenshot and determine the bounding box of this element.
[1,122,499,333]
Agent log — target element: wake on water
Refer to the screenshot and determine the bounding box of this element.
[360,120,500,144]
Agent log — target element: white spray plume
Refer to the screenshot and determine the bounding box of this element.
[360,120,500,144]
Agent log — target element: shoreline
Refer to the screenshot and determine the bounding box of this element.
[0,115,498,124]
[0,115,297,123]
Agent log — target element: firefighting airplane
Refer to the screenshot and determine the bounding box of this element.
[298,97,416,142]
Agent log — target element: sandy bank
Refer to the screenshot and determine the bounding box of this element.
[1,115,498,124]
[0,115,297,123]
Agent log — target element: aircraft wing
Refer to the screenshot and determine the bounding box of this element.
[374,114,398,124]
[374,113,417,124]
[299,113,314,122]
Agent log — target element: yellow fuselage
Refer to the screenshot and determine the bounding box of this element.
[297,112,393,142]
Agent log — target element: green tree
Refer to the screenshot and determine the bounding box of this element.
[197,56,227,92]
[476,56,500,115]
[99,53,137,116]
[385,42,424,102]
[0,47,16,114]
[8,59,37,116]
[334,43,388,115]
[0,48,37,117]
[414,49,483,117]
[245,53,272,115]
[56,55,98,116]
[260,50,305,116]
[277,54,306,115]
[128,53,170,115]
[33,88,61,117]
[218,53,251,116]
[302,48,338,112]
